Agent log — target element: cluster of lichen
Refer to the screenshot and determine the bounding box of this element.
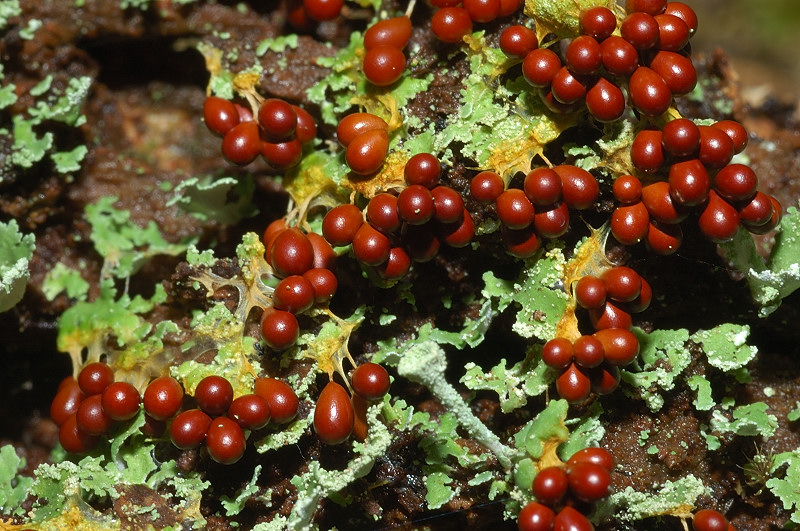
[2,0,800,529]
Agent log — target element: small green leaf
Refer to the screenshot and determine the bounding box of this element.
[710,402,778,438]
[0,219,35,312]
[513,458,537,491]
[167,175,256,225]
[721,205,800,317]
[766,449,800,524]
[461,352,549,413]
[29,76,91,126]
[559,402,605,460]
[255,35,299,55]
[621,328,691,411]
[425,471,455,510]
[307,32,363,126]
[19,18,42,39]
[185,244,217,267]
[42,262,90,302]
[220,465,262,516]
[691,324,757,372]
[468,470,495,487]
[86,196,197,278]
[0,0,22,30]
[11,115,53,168]
[51,144,88,174]
[30,74,53,96]
[29,461,83,521]
[0,444,33,515]
[482,247,569,343]
[0,81,17,109]
[597,475,708,522]
[687,375,715,411]
[514,399,569,459]
[788,402,800,422]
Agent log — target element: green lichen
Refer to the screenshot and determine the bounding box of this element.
[29,411,207,527]
[687,375,715,411]
[42,262,90,302]
[434,50,569,177]
[525,0,618,39]
[599,475,707,522]
[710,402,778,439]
[0,444,33,516]
[395,339,515,469]
[513,399,569,460]
[788,402,800,422]
[621,328,691,411]
[482,247,569,342]
[18,17,40,39]
[0,219,35,312]
[0,0,21,29]
[220,465,263,516]
[86,196,197,279]
[766,449,800,524]
[167,175,256,225]
[721,203,800,317]
[255,35,299,56]
[692,324,757,372]
[287,402,392,529]
[8,1,800,529]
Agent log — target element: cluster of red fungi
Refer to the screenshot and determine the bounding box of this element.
[260,221,338,350]
[543,266,649,402]
[511,0,698,119]
[203,94,317,169]
[50,361,300,464]
[49,0,775,528]
[518,447,614,531]
[322,149,473,276]
[52,355,391,461]
[518,448,736,530]
[613,119,782,251]
[50,358,391,455]
[314,362,391,444]
[518,447,735,531]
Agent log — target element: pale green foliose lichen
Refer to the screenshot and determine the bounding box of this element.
[687,375,715,411]
[286,401,392,529]
[691,324,757,372]
[27,411,208,527]
[766,449,800,524]
[721,203,800,317]
[220,465,263,516]
[0,444,33,516]
[167,175,256,225]
[710,402,778,439]
[621,328,691,411]
[0,0,21,30]
[86,196,197,279]
[598,475,708,522]
[396,340,516,469]
[10,0,800,528]
[0,219,35,312]
[256,34,299,56]
[482,247,569,342]
[42,262,90,302]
